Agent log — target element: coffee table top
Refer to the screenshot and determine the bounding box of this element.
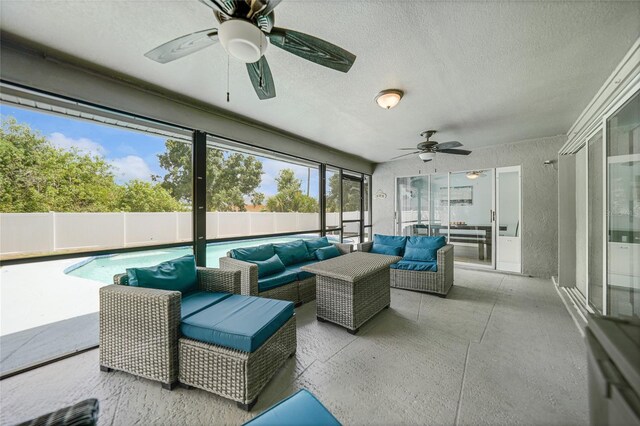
[301,251,402,283]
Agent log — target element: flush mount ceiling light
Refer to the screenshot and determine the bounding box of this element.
[218,19,268,63]
[375,89,403,109]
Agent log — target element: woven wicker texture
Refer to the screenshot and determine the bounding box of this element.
[219,242,353,305]
[300,251,401,282]
[356,242,455,296]
[100,268,241,387]
[17,398,99,426]
[178,316,296,404]
[305,252,401,331]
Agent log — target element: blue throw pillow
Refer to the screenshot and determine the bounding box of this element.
[230,244,275,262]
[373,234,407,254]
[315,245,341,260]
[405,236,446,261]
[370,243,402,256]
[248,254,286,278]
[304,237,332,255]
[127,255,197,294]
[273,240,312,266]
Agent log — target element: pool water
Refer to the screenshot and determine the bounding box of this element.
[65,235,343,285]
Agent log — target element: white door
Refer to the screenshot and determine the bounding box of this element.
[496,166,522,273]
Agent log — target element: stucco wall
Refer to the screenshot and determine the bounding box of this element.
[372,135,566,278]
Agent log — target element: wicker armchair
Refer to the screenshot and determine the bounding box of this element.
[219,242,353,305]
[356,242,454,297]
[100,267,296,410]
[99,267,241,389]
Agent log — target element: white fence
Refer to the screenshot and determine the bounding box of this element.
[0,212,362,256]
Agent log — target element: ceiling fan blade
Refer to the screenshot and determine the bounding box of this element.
[145,29,218,64]
[398,147,420,150]
[246,56,276,100]
[438,148,472,155]
[267,27,356,73]
[390,151,420,160]
[261,0,282,17]
[198,0,237,15]
[435,141,462,150]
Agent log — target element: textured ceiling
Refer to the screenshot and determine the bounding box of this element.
[1,1,638,163]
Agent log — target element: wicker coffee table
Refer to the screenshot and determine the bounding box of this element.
[301,251,402,334]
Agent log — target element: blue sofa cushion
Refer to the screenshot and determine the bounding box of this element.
[180,295,294,352]
[273,240,312,266]
[373,234,407,251]
[315,245,341,261]
[390,260,438,272]
[304,237,332,256]
[404,236,446,261]
[258,269,298,292]
[286,260,317,281]
[243,389,341,426]
[230,244,276,262]
[370,244,402,256]
[181,291,231,320]
[248,254,286,278]
[126,255,197,294]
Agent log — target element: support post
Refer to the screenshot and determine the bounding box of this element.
[192,131,207,267]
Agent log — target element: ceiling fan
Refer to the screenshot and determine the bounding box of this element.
[391,130,472,162]
[144,0,356,100]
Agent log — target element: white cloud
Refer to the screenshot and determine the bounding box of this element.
[48,132,106,157]
[110,156,154,183]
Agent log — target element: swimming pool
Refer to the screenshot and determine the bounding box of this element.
[65,235,347,284]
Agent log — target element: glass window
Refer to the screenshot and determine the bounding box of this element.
[205,137,320,240]
[607,91,639,319]
[364,175,371,226]
[0,103,192,374]
[396,176,429,236]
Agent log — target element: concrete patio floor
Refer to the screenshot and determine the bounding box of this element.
[0,268,588,426]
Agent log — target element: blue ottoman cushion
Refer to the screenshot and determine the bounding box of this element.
[180,295,294,353]
[181,291,231,320]
[243,389,341,426]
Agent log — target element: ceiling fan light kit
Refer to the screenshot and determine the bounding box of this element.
[466,171,480,180]
[218,19,267,63]
[144,0,357,100]
[419,152,436,162]
[375,89,403,109]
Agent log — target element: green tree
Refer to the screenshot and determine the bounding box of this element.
[326,173,360,213]
[117,180,186,212]
[0,117,120,212]
[266,169,318,213]
[156,140,264,211]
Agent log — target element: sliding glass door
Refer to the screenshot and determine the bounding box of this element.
[588,132,604,313]
[607,91,639,318]
[342,173,363,244]
[395,168,520,271]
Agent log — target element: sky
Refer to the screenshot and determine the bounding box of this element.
[1,104,319,199]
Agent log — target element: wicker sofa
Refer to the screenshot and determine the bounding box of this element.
[99,266,296,411]
[357,236,454,297]
[219,238,353,305]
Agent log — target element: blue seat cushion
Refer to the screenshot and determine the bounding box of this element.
[373,234,407,252]
[258,269,298,292]
[273,240,312,266]
[180,295,294,352]
[247,254,286,278]
[404,236,446,262]
[181,291,232,320]
[230,244,275,262]
[315,245,341,261]
[370,244,402,256]
[390,260,438,272]
[286,260,318,281]
[243,389,341,426]
[126,255,197,294]
[304,237,332,256]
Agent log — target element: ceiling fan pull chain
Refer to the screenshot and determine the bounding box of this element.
[259,38,264,88]
[226,53,230,102]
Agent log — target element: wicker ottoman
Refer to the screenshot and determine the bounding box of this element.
[301,252,401,334]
